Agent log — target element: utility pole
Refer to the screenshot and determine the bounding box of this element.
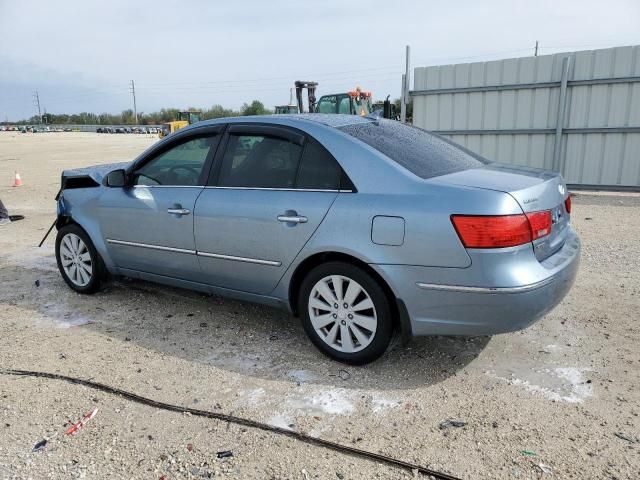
[33,91,42,124]
[534,40,539,56]
[401,45,411,123]
[130,80,138,124]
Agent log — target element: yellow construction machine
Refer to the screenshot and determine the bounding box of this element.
[159,110,202,138]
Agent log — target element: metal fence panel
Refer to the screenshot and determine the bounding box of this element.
[412,45,640,189]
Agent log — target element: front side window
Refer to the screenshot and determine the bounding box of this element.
[338,96,352,114]
[317,96,338,114]
[133,136,217,186]
[218,134,302,188]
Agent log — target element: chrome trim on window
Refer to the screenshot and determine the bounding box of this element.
[203,186,347,193]
[196,251,282,267]
[106,239,196,254]
[131,185,203,188]
[416,277,554,294]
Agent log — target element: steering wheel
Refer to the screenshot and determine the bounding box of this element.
[168,165,200,184]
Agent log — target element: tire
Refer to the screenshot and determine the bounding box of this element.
[298,261,393,365]
[55,224,103,294]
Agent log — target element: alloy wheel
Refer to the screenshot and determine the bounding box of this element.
[59,233,93,287]
[308,275,378,353]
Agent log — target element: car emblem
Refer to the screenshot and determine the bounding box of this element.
[558,184,566,196]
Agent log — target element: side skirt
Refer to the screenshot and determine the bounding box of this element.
[115,267,286,310]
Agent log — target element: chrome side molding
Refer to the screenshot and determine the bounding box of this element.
[416,277,554,294]
[106,239,281,267]
[197,251,281,267]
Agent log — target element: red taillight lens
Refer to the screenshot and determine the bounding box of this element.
[451,215,532,248]
[451,211,552,248]
[526,210,552,240]
[564,196,572,214]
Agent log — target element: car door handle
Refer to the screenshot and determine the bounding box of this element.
[277,215,307,224]
[167,208,191,216]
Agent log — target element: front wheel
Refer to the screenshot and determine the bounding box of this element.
[298,262,393,365]
[55,224,103,294]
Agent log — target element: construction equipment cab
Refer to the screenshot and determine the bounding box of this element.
[159,110,202,138]
[274,105,299,114]
[316,87,372,116]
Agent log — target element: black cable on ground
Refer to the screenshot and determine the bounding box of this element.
[1,368,461,480]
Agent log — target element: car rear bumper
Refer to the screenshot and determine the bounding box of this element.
[374,227,581,336]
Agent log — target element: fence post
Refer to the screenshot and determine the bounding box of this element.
[552,56,571,173]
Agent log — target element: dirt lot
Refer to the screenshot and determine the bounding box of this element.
[0,132,639,479]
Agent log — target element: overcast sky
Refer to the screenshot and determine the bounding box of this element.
[1,0,639,121]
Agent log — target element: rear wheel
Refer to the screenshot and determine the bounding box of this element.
[298,262,393,365]
[55,224,103,294]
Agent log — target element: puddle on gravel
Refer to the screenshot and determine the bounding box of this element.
[4,245,57,273]
[488,366,593,403]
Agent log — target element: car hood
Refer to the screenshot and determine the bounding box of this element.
[61,161,131,186]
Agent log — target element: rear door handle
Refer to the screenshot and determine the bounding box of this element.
[277,215,307,224]
[167,208,191,216]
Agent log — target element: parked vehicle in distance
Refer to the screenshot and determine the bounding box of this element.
[54,115,580,364]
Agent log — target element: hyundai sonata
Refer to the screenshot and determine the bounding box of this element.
[55,114,580,364]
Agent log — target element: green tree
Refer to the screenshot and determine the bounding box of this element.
[240,100,271,116]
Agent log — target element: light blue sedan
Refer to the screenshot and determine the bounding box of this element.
[55,114,580,364]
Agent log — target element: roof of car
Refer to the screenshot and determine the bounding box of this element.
[197,113,376,130]
[275,114,377,128]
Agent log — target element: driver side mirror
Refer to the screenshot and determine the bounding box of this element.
[105,169,127,187]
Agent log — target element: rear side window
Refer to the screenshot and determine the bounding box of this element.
[296,139,341,190]
[218,134,302,188]
[338,119,489,179]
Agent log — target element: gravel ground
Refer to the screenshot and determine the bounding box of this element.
[0,132,639,479]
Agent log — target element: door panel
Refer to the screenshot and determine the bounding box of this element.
[99,186,202,279]
[194,189,337,294]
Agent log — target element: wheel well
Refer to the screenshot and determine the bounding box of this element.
[288,252,401,329]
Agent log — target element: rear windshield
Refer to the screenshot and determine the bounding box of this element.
[338,119,489,179]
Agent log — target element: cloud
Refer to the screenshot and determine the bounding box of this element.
[1,0,639,120]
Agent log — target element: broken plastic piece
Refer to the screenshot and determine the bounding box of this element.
[216,450,233,459]
[439,419,466,429]
[32,439,47,452]
[65,408,98,435]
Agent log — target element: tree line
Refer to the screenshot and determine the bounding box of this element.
[14,100,272,125]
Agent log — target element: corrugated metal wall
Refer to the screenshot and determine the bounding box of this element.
[411,46,640,189]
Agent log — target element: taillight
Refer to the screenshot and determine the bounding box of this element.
[526,210,552,240]
[564,196,572,214]
[451,211,552,248]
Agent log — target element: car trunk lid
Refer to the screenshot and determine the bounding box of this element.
[435,163,570,261]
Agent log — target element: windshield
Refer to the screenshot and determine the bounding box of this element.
[338,119,489,179]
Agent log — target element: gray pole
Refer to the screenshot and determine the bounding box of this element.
[400,74,407,123]
[130,80,138,124]
[534,41,539,56]
[552,56,571,173]
[404,45,411,120]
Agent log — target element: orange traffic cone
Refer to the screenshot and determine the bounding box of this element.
[13,171,22,187]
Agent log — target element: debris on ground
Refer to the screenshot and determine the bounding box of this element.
[439,419,467,429]
[65,408,98,436]
[537,463,553,474]
[31,439,47,452]
[34,279,40,287]
[521,450,536,456]
[614,432,637,443]
[216,450,233,459]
